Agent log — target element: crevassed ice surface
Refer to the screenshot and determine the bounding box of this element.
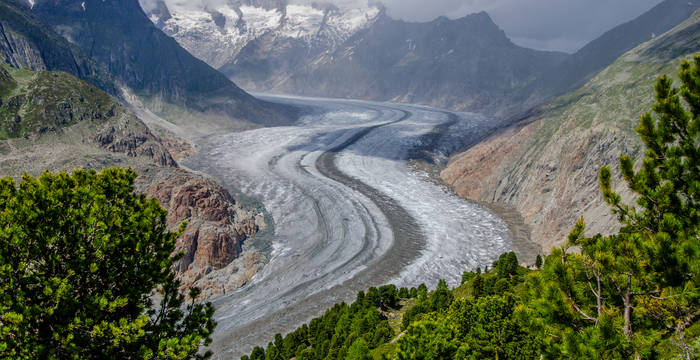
[184,96,511,358]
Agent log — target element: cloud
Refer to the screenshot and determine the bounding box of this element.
[140,0,664,53]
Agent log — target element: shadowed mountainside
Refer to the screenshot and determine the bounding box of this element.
[31,0,295,130]
[442,10,700,250]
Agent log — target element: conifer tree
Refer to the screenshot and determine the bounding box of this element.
[0,169,216,359]
[528,54,700,358]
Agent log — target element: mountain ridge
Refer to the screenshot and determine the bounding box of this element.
[226,9,567,117]
[441,8,700,251]
[0,0,117,94]
[31,0,295,131]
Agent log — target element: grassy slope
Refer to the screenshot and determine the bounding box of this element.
[0,65,115,139]
[441,10,700,250]
[0,64,173,180]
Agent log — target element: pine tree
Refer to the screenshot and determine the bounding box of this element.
[0,169,216,359]
[529,54,700,358]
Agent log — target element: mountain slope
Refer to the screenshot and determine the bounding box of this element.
[144,0,382,70]
[0,63,267,299]
[31,0,293,130]
[441,9,700,251]
[144,1,565,117]
[532,0,700,100]
[231,11,567,117]
[0,0,116,94]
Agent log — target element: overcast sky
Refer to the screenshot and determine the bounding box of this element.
[380,0,664,53]
[143,0,665,53]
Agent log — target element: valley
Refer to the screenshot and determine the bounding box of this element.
[181,96,515,357]
[3,0,700,358]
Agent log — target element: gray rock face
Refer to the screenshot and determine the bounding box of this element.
[30,0,295,127]
[230,12,567,117]
[146,1,566,117]
[0,0,117,94]
[0,24,45,70]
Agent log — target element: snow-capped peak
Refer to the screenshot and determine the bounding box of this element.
[140,0,381,69]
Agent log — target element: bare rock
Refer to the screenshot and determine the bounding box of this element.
[145,169,263,296]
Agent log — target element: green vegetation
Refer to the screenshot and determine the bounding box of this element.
[240,284,413,360]
[242,55,700,359]
[0,168,216,359]
[0,66,118,140]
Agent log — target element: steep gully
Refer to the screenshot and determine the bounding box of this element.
[182,96,512,358]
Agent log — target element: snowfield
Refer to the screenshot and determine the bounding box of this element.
[141,1,381,68]
[183,96,512,358]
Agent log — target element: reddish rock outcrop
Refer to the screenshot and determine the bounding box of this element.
[144,169,265,297]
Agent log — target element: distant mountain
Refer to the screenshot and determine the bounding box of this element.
[442,9,700,252]
[146,0,700,119]
[144,0,566,113]
[0,0,116,94]
[31,0,294,130]
[143,0,381,70]
[236,11,566,116]
[146,1,566,117]
[531,0,700,100]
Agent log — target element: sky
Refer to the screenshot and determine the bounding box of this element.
[142,0,665,54]
[379,0,663,53]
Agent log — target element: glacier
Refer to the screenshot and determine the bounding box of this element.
[182,95,512,358]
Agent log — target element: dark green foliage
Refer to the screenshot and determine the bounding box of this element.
[243,285,398,360]
[429,280,454,312]
[401,280,456,331]
[535,254,543,269]
[396,320,458,360]
[398,287,409,299]
[378,285,399,309]
[472,273,484,299]
[0,168,215,359]
[345,339,372,360]
[494,278,511,293]
[496,252,519,279]
[461,271,475,285]
[250,346,265,360]
[417,284,428,297]
[397,295,540,360]
[525,54,700,358]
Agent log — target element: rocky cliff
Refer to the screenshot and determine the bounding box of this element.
[441,11,700,251]
[0,64,266,299]
[144,169,266,298]
[29,0,294,130]
[0,0,116,94]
